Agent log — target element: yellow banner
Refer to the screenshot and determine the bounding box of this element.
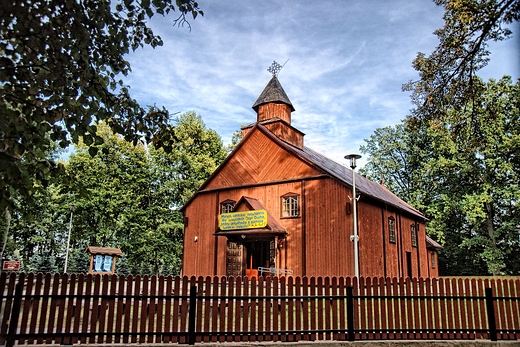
[219,210,268,230]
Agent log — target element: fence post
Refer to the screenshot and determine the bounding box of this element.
[188,285,197,345]
[485,287,497,341]
[6,281,23,347]
[347,286,355,341]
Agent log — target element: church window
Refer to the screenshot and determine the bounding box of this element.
[281,194,299,218]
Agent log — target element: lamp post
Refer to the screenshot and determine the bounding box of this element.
[345,153,361,278]
[64,204,74,273]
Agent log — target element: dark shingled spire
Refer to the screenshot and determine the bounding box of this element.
[252,76,295,112]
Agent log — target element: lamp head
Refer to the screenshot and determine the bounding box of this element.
[344,154,362,169]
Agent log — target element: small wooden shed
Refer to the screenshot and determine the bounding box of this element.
[86,246,122,274]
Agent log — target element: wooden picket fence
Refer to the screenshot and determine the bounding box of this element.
[0,272,519,346]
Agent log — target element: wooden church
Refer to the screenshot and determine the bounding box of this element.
[181,68,441,279]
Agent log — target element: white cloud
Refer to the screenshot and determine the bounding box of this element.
[123,1,519,158]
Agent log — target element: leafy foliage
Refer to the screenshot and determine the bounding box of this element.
[363,77,520,275]
[4,112,226,275]
[404,0,519,124]
[0,0,203,212]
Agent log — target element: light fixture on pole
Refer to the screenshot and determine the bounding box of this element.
[345,153,361,278]
[64,204,75,273]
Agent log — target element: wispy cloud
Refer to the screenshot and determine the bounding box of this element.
[124,1,518,166]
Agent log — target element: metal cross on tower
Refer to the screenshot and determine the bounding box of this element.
[267,61,283,77]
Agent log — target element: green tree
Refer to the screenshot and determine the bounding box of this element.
[154,112,228,206]
[363,77,520,275]
[0,0,203,212]
[404,0,519,124]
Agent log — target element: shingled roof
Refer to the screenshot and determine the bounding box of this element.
[255,123,426,220]
[252,76,295,112]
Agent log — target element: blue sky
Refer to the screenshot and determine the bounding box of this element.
[124,1,519,167]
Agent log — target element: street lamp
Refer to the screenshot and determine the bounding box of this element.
[345,153,361,278]
[64,204,75,273]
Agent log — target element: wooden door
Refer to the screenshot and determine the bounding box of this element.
[226,241,243,277]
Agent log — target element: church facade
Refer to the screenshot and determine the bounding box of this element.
[180,74,441,278]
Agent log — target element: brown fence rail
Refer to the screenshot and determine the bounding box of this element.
[0,273,519,346]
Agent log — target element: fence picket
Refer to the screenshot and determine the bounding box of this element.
[234,276,242,342]
[280,276,287,342]
[513,279,520,340]
[1,273,519,345]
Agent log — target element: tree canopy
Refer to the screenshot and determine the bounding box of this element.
[404,0,519,124]
[0,0,203,212]
[4,112,227,275]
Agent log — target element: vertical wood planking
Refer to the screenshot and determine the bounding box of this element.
[438,278,448,339]
[241,276,250,342]
[96,275,109,344]
[464,278,475,339]
[352,277,360,340]
[287,277,295,342]
[27,272,43,344]
[225,276,235,342]
[129,275,140,343]
[37,273,52,344]
[514,279,520,340]
[62,274,77,345]
[309,276,316,341]
[494,279,507,340]
[331,277,339,341]
[195,276,204,343]
[18,272,35,344]
[398,278,407,339]
[106,274,118,344]
[265,276,273,341]
[249,277,257,342]
[234,276,243,342]
[295,276,303,342]
[280,276,287,342]
[392,278,400,339]
[458,278,468,339]
[122,274,134,344]
[302,276,309,341]
[404,277,413,340]
[385,277,394,339]
[411,278,420,339]
[272,276,279,342]
[376,277,385,340]
[0,273,16,344]
[365,277,374,339]
[218,276,227,342]
[502,279,518,340]
[317,276,324,340]
[448,278,459,339]
[171,275,181,343]
[203,276,212,343]
[180,276,190,343]
[163,276,173,343]
[154,275,165,343]
[5,273,520,344]
[418,278,427,339]
[425,278,435,339]
[87,274,100,344]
